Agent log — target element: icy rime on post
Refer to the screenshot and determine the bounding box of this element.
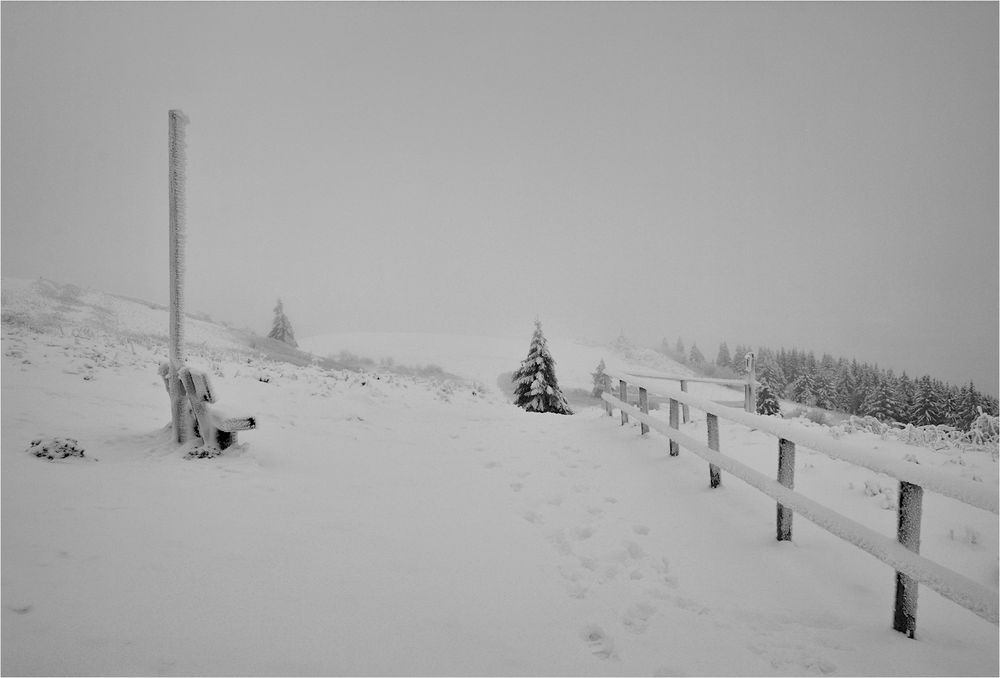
[168,109,190,443]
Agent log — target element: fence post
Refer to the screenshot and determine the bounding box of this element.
[668,398,680,456]
[894,481,924,638]
[680,380,690,423]
[707,413,721,488]
[619,379,628,426]
[777,438,795,540]
[604,374,613,416]
[744,352,756,414]
[639,387,649,435]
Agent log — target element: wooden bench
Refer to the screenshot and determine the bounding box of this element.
[158,363,256,451]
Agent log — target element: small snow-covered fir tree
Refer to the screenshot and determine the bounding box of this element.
[756,381,781,416]
[756,355,783,415]
[512,320,572,415]
[591,359,608,398]
[268,299,298,348]
[688,343,705,365]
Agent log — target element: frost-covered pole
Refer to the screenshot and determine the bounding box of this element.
[707,413,721,488]
[168,109,190,443]
[619,379,628,426]
[744,352,756,414]
[604,374,613,417]
[668,398,680,456]
[776,438,796,541]
[638,387,649,435]
[894,481,923,638]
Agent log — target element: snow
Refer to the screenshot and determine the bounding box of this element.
[2,278,997,676]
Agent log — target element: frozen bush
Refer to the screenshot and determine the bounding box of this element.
[27,437,86,460]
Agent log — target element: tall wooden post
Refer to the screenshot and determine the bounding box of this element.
[639,387,649,435]
[776,438,795,540]
[668,399,679,456]
[744,352,756,413]
[894,482,923,638]
[680,380,690,423]
[707,413,721,488]
[619,379,629,426]
[168,110,190,442]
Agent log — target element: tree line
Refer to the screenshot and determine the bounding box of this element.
[660,338,999,429]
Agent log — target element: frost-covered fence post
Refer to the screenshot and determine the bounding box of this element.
[168,109,190,443]
[638,387,649,435]
[776,438,795,540]
[619,379,629,426]
[744,352,756,413]
[707,413,721,488]
[604,374,613,417]
[894,481,924,638]
[680,380,690,423]
[668,398,680,456]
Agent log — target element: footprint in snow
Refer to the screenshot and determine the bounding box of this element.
[581,625,616,660]
[624,541,646,560]
[622,602,657,634]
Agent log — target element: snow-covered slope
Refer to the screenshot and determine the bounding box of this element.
[300,330,737,402]
[2,278,997,676]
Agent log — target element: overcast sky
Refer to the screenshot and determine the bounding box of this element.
[3,2,997,393]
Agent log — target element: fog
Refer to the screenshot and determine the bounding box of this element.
[2,2,997,393]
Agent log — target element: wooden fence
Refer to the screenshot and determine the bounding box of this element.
[601,369,999,638]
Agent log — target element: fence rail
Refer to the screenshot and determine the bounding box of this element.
[601,368,999,636]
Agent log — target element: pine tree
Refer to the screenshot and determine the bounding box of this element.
[755,352,783,416]
[894,373,916,425]
[813,370,835,410]
[512,320,572,415]
[834,364,861,414]
[954,382,981,431]
[910,376,941,426]
[861,377,897,421]
[756,380,781,416]
[267,298,298,347]
[731,345,748,375]
[591,359,608,398]
[790,372,818,406]
[716,342,731,368]
[675,338,686,359]
[688,343,705,365]
[758,351,786,391]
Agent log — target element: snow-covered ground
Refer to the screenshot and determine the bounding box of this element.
[2,278,997,676]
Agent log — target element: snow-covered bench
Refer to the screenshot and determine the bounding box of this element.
[158,363,256,451]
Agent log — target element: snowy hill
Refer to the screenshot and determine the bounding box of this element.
[2,278,997,676]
